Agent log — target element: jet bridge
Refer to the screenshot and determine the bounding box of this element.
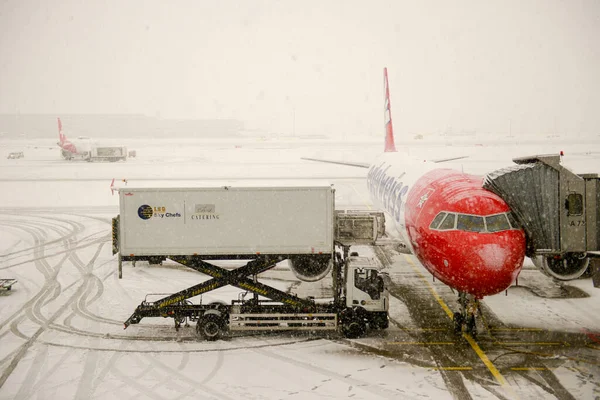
[483,154,600,281]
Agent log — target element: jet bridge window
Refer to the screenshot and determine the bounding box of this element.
[566,193,583,216]
[456,214,485,232]
[485,214,511,232]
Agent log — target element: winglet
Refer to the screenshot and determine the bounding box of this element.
[384,68,397,153]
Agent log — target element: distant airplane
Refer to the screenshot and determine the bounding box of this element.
[57,117,93,160]
[57,118,128,162]
[303,68,527,336]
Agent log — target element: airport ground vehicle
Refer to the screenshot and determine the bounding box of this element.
[89,145,127,162]
[61,144,127,161]
[113,186,389,339]
[0,279,17,290]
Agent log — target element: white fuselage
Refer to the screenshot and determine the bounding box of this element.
[366,152,440,249]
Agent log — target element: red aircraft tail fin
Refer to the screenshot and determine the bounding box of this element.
[383,68,397,153]
[57,117,65,144]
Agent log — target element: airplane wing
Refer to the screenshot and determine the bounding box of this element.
[300,157,370,169]
[431,156,469,163]
[301,155,468,168]
[301,157,371,168]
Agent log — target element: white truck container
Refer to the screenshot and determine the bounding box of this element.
[117,186,335,256]
[90,145,127,162]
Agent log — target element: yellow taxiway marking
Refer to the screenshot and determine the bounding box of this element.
[463,334,509,386]
[399,328,447,332]
[511,367,556,371]
[402,255,515,396]
[389,341,455,345]
[490,328,544,332]
[402,255,454,319]
[496,342,565,346]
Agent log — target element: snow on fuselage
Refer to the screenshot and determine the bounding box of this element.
[367,152,526,298]
[59,136,93,159]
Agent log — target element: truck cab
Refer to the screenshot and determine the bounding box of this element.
[340,255,390,337]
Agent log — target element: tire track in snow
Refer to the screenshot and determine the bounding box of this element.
[0,213,109,389]
[251,340,406,399]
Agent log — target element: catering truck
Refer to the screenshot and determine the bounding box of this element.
[112,186,389,340]
[89,145,127,162]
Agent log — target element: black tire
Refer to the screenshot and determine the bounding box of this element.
[197,314,224,341]
[342,319,366,338]
[340,308,367,338]
[453,312,464,334]
[370,314,389,330]
[466,315,477,338]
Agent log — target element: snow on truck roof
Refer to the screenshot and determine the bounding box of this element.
[115,184,335,192]
[110,181,336,197]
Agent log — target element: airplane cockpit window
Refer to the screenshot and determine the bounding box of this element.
[430,211,521,233]
[456,214,485,232]
[485,214,511,232]
[438,213,456,230]
[507,212,520,229]
[429,212,447,229]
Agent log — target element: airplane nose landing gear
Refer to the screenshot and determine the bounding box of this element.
[453,292,480,337]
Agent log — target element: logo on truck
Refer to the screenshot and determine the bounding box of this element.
[138,205,153,220]
[137,205,181,220]
[192,204,220,220]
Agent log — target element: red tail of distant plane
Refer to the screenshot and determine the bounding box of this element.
[56,117,79,156]
[383,67,397,153]
[57,117,65,144]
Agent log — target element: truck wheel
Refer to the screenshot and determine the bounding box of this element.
[370,314,389,330]
[341,312,366,339]
[466,315,477,338]
[453,312,464,334]
[198,314,224,341]
[342,319,366,339]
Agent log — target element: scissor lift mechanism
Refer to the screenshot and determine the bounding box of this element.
[124,255,323,329]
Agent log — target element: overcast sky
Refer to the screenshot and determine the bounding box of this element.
[1,0,599,137]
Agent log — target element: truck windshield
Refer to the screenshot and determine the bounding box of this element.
[354,269,383,300]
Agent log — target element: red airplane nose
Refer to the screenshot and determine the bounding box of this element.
[461,238,525,297]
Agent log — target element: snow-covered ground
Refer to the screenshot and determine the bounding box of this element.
[0,136,599,399]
